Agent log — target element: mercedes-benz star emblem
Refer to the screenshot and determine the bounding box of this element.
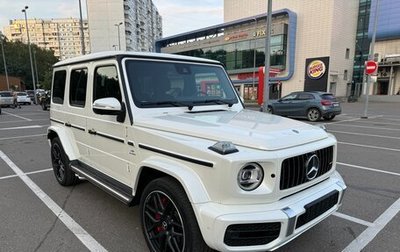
[305,154,320,180]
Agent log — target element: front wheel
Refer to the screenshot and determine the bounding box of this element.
[307,108,321,122]
[140,177,212,252]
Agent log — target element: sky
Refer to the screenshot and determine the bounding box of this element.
[0,0,223,37]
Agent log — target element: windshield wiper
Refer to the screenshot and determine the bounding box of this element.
[193,99,236,107]
[140,101,194,110]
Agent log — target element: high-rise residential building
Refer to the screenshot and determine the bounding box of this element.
[3,18,90,60]
[87,0,162,52]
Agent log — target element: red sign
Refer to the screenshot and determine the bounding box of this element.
[365,60,378,75]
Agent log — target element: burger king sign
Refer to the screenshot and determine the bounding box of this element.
[307,60,326,79]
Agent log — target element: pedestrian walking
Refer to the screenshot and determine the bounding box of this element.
[12,91,21,109]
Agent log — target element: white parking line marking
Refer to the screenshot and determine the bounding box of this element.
[342,197,400,252]
[329,130,400,140]
[0,168,52,181]
[0,125,43,131]
[0,119,49,124]
[330,124,400,131]
[337,162,400,177]
[333,212,374,227]
[0,174,18,180]
[338,142,400,152]
[327,115,383,125]
[0,151,107,252]
[341,120,400,127]
[2,111,32,121]
[0,134,47,141]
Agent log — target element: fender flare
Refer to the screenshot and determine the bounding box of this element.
[47,125,80,161]
[137,156,211,204]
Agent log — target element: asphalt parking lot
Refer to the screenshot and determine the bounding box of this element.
[0,102,399,252]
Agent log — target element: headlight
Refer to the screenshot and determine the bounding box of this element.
[237,163,264,191]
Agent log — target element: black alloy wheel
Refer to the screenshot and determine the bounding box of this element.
[51,138,78,186]
[143,190,185,251]
[140,177,212,252]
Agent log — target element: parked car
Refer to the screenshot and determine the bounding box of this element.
[0,91,14,107]
[16,92,32,105]
[26,90,36,104]
[48,52,346,252]
[267,91,341,121]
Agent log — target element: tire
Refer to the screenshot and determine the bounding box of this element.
[267,106,273,114]
[307,108,321,122]
[140,177,212,252]
[323,114,336,121]
[42,102,47,111]
[50,137,78,186]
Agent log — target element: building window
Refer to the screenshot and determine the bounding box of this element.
[344,70,348,80]
[345,48,350,59]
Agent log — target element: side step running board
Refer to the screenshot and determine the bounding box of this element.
[70,160,134,205]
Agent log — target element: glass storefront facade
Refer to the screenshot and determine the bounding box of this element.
[352,0,372,96]
[176,35,287,71]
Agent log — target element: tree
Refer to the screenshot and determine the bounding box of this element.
[0,37,58,90]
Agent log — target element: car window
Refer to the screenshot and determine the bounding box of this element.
[281,93,297,101]
[93,65,121,103]
[52,70,67,104]
[320,94,337,101]
[17,92,27,96]
[69,68,88,107]
[297,93,314,100]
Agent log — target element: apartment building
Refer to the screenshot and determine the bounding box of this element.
[87,0,162,52]
[3,18,90,60]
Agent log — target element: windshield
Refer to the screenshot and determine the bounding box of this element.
[125,60,238,108]
[0,92,12,97]
[17,92,27,96]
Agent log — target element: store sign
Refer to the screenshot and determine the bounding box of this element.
[304,57,330,92]
[307,60,326,79]
[224,32,248,41]
[253,29,266,37]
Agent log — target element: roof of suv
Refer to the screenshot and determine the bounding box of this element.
[54,51,220,67]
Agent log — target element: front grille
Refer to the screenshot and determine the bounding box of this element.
[224,222,281,246]
[280,146,334,190]
[296,190,339,228]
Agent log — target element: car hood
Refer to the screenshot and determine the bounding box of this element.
[136,109,328,151]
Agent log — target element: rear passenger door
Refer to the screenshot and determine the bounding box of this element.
[86,61,133,186]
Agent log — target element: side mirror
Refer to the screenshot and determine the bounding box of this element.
[93,97,126,122]
[93,97,121,115]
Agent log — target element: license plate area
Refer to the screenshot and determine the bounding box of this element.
[295,190,339,229]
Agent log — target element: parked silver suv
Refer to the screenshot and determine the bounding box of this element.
[48,52,346,252]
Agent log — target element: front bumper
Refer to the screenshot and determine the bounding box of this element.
[194,171,346,251]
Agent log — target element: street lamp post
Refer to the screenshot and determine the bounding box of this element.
[0,31,10,91]
[362,0,380,119]
[262,0,273,113]
[22,6,37,104]
[78,0,85,55]
[115,22,123,50]
[251,18,258,100]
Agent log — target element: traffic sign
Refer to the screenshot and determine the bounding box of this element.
[365,60,378,75]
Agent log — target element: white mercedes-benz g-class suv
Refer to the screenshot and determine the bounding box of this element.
[48,52,346,252]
